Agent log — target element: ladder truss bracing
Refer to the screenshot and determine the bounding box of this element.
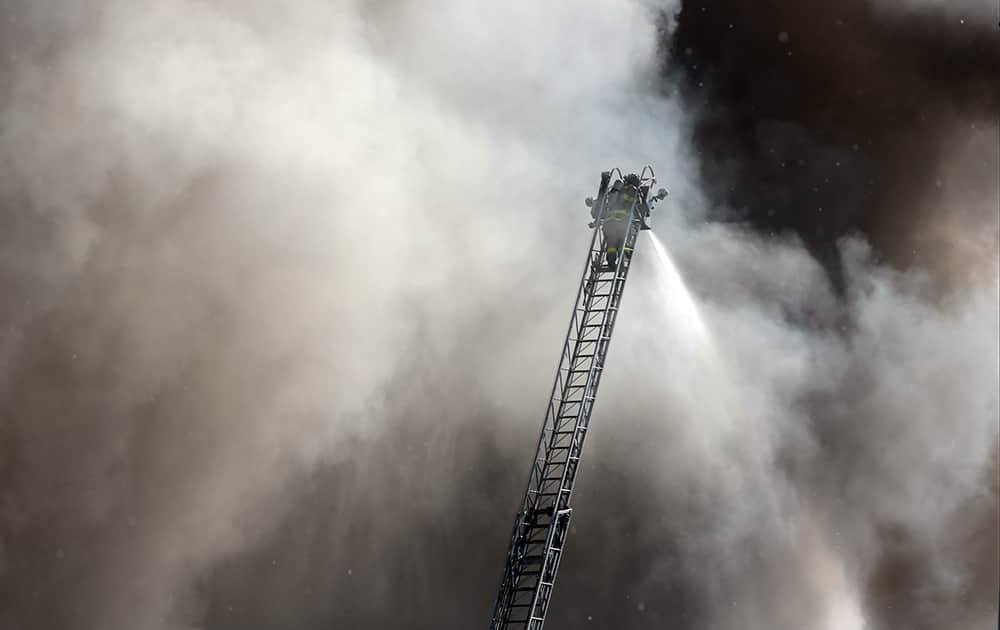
[488,167,655,629]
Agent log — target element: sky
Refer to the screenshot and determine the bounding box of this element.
[0,1,997,629]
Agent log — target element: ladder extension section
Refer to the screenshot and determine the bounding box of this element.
[488,170,647,629]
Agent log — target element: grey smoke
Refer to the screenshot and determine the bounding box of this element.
[0,1,996,629]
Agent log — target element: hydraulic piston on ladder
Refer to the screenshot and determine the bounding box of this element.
[488,167,665,629]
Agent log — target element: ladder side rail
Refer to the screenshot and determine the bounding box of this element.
[523,189,616,508]
[572,210,642,448]
[488,192,611,629]
[517,201,610,524]
[577,209,642,426]
[498,230,609,625]
[521,183,644,625]
[525,202,644,627]
[490,169,652,629]
[514,224,610,564]
[560,213,641,503]
[543,257,609,453]
[555,195,641,508]
[524,299,600,625]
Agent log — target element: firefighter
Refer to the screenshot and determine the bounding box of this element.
[592,173,642,269]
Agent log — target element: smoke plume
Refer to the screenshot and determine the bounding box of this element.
[0,1,995,629]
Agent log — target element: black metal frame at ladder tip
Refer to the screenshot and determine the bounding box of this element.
[488,166,658,630]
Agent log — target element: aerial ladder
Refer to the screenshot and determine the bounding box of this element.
[488,167,668,629]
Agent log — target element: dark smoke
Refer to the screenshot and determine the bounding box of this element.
[666,0,1000,289]
[0,1,996,630]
